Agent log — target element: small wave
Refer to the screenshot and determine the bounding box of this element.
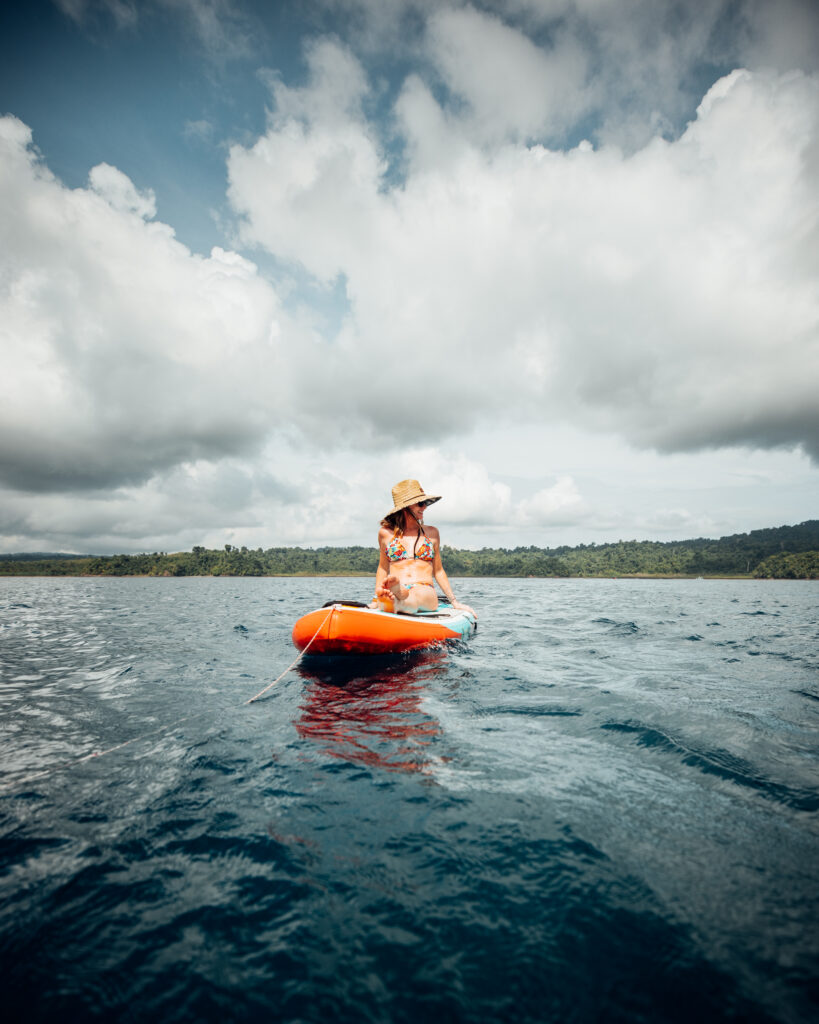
[477,704,582,718]
[593,618,640,635]
[601,721,819,812]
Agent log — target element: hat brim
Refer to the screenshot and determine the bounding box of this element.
[386,493,441,517]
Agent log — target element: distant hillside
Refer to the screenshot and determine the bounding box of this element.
[0,552,90,561]
[0,521,816,578]
[537,520,819,578]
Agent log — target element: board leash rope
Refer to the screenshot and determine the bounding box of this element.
[243,606,333,704]
[1,606,335,794]
[1,711,213,792]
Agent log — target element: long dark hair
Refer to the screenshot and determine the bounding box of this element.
[380,510,405,532]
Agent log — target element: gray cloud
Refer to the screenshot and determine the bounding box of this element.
[53,0,138,32]
[326,0,819,149]
[0,422,269,494]
[0,456,305,553]
[53,0,258,60]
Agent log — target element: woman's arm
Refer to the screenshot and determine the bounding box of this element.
[431,529,476,616]
[370,529,391,607]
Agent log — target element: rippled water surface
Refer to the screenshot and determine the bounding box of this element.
[1,577,818,1023]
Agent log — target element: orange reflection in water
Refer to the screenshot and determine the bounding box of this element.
[294,650,450,774]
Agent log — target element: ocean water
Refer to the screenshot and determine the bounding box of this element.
[1,576,817,1024]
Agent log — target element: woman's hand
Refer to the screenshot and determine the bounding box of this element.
[452,599,476,617]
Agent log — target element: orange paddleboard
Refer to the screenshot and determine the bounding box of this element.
[292,602,477,656]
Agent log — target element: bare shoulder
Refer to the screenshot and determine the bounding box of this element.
[427,525,441,542]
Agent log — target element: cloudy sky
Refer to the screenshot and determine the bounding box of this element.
[1,0,817,554]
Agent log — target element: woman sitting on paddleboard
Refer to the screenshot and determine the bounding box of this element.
[371,479,475,617]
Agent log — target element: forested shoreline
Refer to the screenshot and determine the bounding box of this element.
[1,521,817,579]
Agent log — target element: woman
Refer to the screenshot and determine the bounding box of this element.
[372,479,475,617]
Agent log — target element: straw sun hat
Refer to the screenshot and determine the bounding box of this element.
[386,479,441,517]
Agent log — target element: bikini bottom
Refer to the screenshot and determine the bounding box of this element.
[404,582,435,590]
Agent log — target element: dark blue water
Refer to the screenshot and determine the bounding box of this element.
[1,577,817,1023]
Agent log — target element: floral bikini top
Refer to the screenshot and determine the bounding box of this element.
[386,531,435,563]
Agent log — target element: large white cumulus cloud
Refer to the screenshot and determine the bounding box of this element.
[0,115,304,492]
[228,45,819,460]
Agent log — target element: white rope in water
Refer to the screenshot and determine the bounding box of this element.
[243,606,333,704]
[3,711,212,792]
[1,605,336,794]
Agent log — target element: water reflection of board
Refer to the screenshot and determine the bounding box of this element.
[292,601,477,656]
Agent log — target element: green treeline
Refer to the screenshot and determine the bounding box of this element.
[754,550,819,579]
[1,521,817,579]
